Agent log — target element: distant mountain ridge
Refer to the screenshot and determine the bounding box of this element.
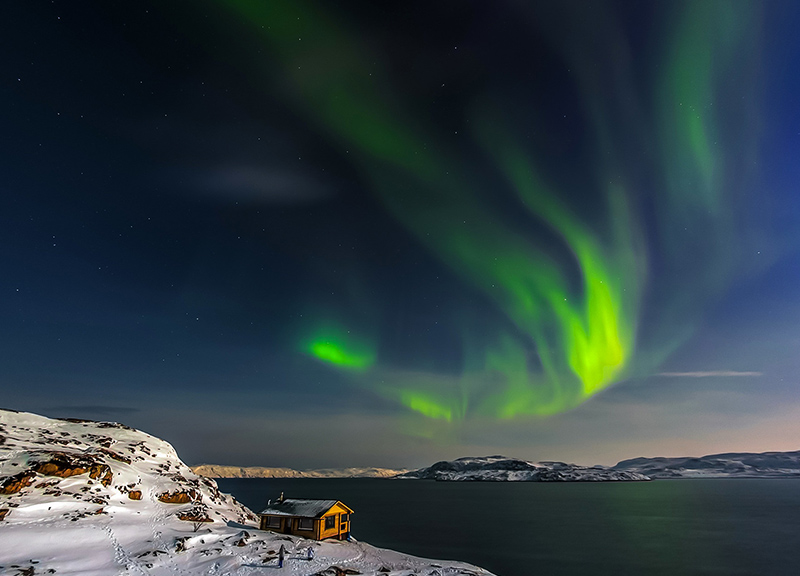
[612,449,800,478]
[194,449,800,481]
[192,464,408,479]
[396,455,650,482]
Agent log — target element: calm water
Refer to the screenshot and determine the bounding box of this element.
[216,478,800,576]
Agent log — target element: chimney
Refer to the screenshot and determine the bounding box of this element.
[278,491,285,503]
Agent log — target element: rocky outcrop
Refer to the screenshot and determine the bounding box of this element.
[158,489,200,504]
[0,408,258,529]
[32,452,94,478]
[177,504,213,523]
[23,452,115,487]
[0,471,36,494]
[98,447,132,464]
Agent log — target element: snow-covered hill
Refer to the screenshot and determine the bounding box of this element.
[192,464,408,479]
[0,409,493,576]
[396,455,650,482]
[612,450,800,478]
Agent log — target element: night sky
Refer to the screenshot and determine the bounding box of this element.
[4,1,800,469]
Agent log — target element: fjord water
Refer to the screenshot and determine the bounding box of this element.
[217,478,800,576]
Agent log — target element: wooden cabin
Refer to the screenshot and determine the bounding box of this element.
[259,496,354,541]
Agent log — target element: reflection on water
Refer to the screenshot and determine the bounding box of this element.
[217,478,800,576]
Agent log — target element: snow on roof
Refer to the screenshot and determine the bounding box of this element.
[259,498,344,518]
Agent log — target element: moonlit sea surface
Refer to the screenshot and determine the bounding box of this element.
[217,478,800,576]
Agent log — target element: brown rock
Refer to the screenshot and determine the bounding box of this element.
[0,471,36,494]
[98,447,131,464]
[158,489,199,504]
[35,462,87,477]
[88,464,113,487]
[177,505,213,523]
[128,490,143,500]
[33,452,96,478]
[0,508,9,521]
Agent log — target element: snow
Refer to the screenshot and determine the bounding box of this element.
[613,451,800,478]
[397,455,650,482]
[0,409,493,576]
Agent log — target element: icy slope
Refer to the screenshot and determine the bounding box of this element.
[397,455,650,481]
[0,409,493,576]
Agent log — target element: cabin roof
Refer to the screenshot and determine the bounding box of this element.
[259,498,351,518]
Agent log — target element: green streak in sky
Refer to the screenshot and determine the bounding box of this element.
[309,340,372,371]
[211,0,758,423]
[302,323,375,372]
[478,122,638,398]
[400,391,454,422]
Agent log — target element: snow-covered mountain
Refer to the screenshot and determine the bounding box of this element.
[396,455,650,482]
[612,450,800,478]
[192,464,408,479]
[0,409,493,576]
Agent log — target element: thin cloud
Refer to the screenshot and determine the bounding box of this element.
[656,371,762,378]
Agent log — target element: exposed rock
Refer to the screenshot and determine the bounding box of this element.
[32,453,93,478]
[177,505,213,523]
[0,508,9,521]
[89,464,113,487]
[0,471,37,494]
[98,448,131,464]
[158,489,199,504]
[233,530,251,546]
[128,490,142,500]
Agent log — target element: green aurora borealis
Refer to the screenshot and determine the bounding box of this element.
[213,0,761,424]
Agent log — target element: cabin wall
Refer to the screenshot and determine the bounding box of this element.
[259,501,353,541]
[319,503,352,540]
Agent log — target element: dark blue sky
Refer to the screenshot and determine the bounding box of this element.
[3,1,800,468]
